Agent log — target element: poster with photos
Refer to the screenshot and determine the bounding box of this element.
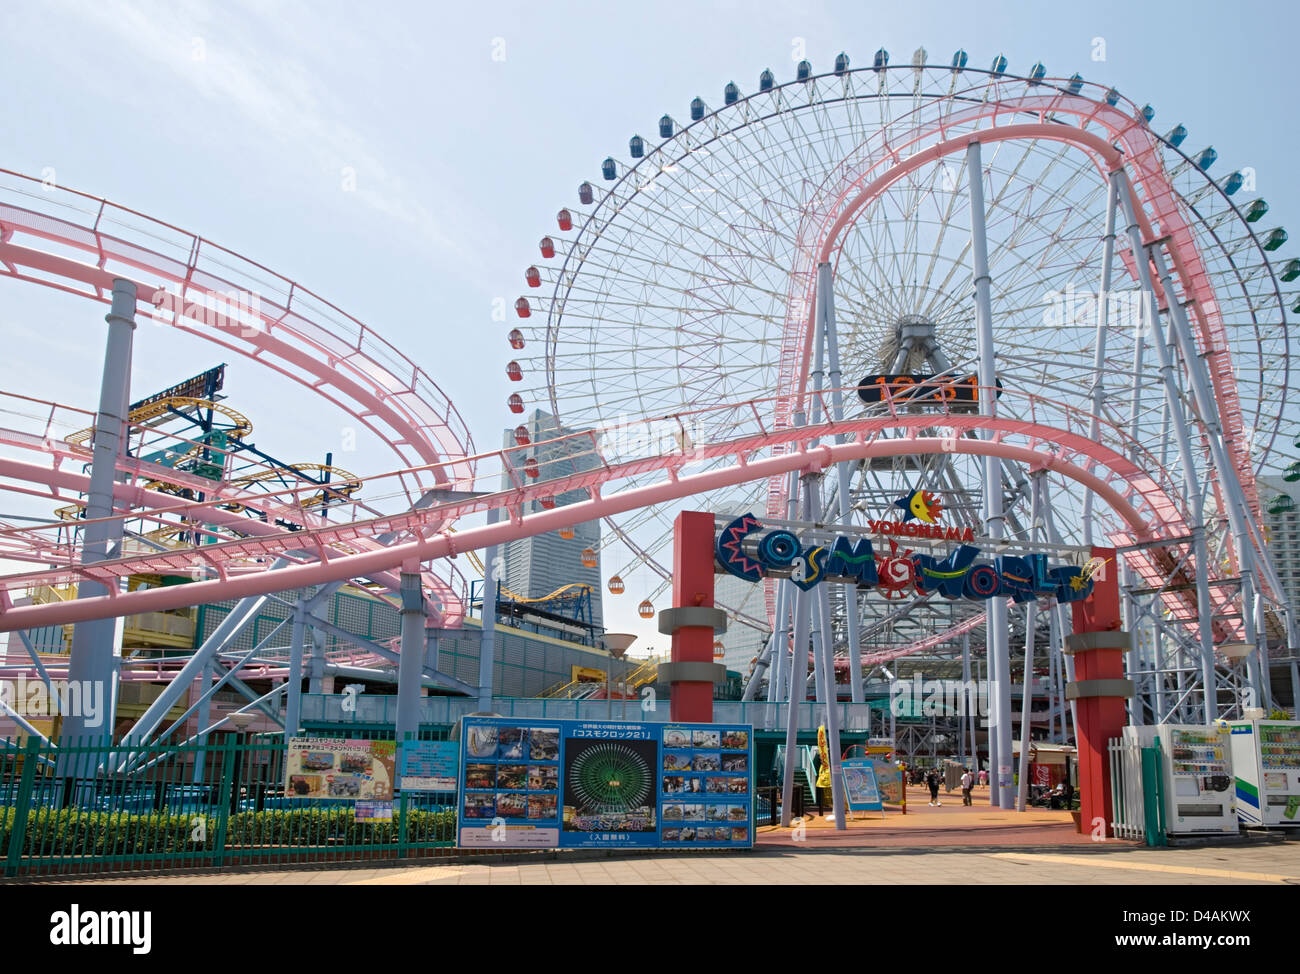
[457,717,753,849]
[458,721,565,848]
[657,723,753,848]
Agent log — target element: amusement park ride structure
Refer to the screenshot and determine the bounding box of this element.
[0,51,1298,823]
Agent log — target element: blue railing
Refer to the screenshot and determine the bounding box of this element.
[302,694,875,732]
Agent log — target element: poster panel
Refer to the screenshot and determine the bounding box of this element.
[841,758,883,812]
[456,718,754,850]
[400,740,460,792]
[285,738,397,800]
[872,760,903,804]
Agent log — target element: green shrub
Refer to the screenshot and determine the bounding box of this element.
[1,804,456,859]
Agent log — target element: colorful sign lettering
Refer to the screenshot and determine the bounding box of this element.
[715,513,1094,604]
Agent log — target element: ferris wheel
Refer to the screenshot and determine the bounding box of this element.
[504,48,1300,686]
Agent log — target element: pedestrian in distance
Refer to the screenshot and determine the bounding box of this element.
[960,767,974,806]
[926,769,941,806]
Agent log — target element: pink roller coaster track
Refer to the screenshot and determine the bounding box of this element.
[0,169,477,625]
[2,391,1199,632]
[0,125,1247,670]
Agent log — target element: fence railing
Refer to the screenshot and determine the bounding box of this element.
[301,693,876,732]
[1107,735,1167,846]
[1,734,455,877]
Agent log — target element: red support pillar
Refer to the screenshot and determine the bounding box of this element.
[1065,546,1133,837]
[659,511,728,723]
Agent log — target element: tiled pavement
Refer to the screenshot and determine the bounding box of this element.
[23,843,1300,886]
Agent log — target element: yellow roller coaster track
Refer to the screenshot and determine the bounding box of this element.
[222,463,363,512]
[65,397,253,447]
[450,528,593,605]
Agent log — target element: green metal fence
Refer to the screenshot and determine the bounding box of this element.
[1,734,457,877]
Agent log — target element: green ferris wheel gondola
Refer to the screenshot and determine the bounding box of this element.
[1284,461,1300,483]
[1267,494,1296,515]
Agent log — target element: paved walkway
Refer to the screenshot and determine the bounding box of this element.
[26,842,1300,885]
[758,784,1095,847]
[16,785,1297,886]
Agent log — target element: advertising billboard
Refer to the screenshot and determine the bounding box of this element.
[399,739,460,792]
[457,718,754,850]
[285,738,397,800]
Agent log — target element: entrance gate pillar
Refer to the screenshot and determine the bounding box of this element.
[1064,546,1133,837]
[658,511,728,723]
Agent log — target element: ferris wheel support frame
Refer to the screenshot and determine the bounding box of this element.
[780,106,1290,714]
[1082,172,1123,547]
[816,260,866,705]
[1118,176,1220,723]
[1144,222,1283,698]
[966,139,1016,809]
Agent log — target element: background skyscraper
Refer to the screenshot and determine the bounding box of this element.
[499,410,603,630]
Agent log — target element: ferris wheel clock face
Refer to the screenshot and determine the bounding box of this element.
[562,738,658,833]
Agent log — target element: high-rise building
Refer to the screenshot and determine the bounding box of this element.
[1260,474,1300,622]
[714,570,768,675]
[499,410,603,630]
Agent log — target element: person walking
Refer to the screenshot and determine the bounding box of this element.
[926,769,941,806]
[960,767,974,806]
[978,768,988,787]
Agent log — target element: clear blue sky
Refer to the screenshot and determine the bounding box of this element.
[2,0,1296,645]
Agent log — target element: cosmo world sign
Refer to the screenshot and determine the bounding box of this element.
[714,498,1095,606]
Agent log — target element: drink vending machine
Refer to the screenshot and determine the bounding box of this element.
[1227,719,1300,827]
[1122,724,1238,834]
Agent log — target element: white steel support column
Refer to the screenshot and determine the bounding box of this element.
[478,508,502,714]
[742,631,774,701]
[284,607,306,737]
[62,280,136,754]
[1016,602,1037,811]
[967,140,1013,808]
[1117,174,1218,722]
[1122,560,1141,724]
[817,261,865,703]
[780,583,812,827]
[191,662,214,784]
[964,633,977,767]
[123,559,292,746]
[810,575,828,706]
[1082,173,1121,546]
[815,579,847,828]
[960,633,971,767]
[1016,473,1044,811]
[395,571,426,742]
[766,580,790,703]
[1046,622,1057,741]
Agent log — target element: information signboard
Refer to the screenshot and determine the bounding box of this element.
[285,738,396,800]
[457,717,754,850]
[356,801,393,822]
[841,758,884,813]
[400,740,460,792]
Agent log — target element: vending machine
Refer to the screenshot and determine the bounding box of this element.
[1123,724,1238,834]
[1227,719,1300,827]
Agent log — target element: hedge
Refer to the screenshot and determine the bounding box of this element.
[1,804,456,859]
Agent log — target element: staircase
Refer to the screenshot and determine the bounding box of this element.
[791,768,816,810]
